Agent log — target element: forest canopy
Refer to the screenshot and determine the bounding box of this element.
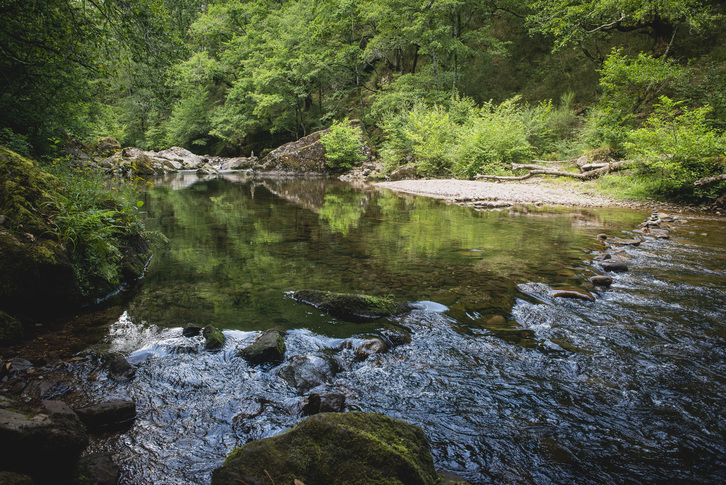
[1,0,725,201]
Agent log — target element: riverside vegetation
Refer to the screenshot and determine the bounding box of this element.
[1,1,725,204]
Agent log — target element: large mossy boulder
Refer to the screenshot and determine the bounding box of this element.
[211,412,440,485]
[0,147,82,316]
[293,289,411,321]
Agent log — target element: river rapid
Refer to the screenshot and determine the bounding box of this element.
[63,174,725,484]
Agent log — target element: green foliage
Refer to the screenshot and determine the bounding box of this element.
[626,96,725,180]
[526,0,718,58]
[0,0,183,154]
[0,129,32,157]
[44,159,147,295]
[453,98,535,178]
[381,96,535,178]
[320,120,366,171]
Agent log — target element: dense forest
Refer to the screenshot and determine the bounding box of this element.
[2,0,726,202]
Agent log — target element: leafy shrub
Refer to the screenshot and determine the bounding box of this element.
[623,96,726,200]
[453,98,533,178]
[626,97,725,176]
[380,96,537,178]
[321,119,365,171]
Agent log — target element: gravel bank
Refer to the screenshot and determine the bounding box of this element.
[375,178,632,208]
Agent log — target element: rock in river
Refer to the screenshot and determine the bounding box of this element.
[0,401,89,481]
[211,412,441,485]
[589,275,613,287]
[278,354,339,393]
[238,329,286,366]
[74,399,137,432]
[292,289,411,321]
[204,325,226,350]
[600,259,629,272]
[355,338,389,360]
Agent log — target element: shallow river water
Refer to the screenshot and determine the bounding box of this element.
[69,174,725,484]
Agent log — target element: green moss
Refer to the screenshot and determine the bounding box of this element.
[203,325,226,350]
[0,146,150,319]
[293,289,412,321]
[212,412,440,485]
[0,146,59,234]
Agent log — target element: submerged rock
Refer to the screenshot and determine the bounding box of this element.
[301,392,346,416]
[278,354,339,393]
[203,325,226,350]
[74,399,137,432]
[292,289,412,320]
[550,290,595,302]
[211,412,441,485]
[238,329,286,366]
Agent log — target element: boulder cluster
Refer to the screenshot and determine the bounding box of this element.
[0,354,138,484]
[81,124,381,179]
[518,210,687,307]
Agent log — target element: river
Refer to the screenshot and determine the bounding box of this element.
[65,173,725,484]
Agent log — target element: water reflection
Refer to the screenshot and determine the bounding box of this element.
[74,174,726,485]
[130,174,646,335]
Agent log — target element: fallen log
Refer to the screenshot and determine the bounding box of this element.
[580,163,611,171]
[475,160,633,182]
[694,173,726,186]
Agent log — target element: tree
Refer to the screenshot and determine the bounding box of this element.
[0,0,181,153]
[526,0,719,61]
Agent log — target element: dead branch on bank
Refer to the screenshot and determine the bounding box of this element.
[694,173,726,186]
[475,160,633,181]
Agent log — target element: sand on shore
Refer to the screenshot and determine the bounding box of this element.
[374,178,631,208]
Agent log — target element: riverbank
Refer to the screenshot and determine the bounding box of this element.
[374,178,715,213]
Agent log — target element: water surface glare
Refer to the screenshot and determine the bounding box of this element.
[74,174,725,484]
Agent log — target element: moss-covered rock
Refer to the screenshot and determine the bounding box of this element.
[0,146,150,321]
[203,325,226,350]
[0,147,83,314]
[211,412,440,485]
[293,289,412,321]
[238,329,286,365]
